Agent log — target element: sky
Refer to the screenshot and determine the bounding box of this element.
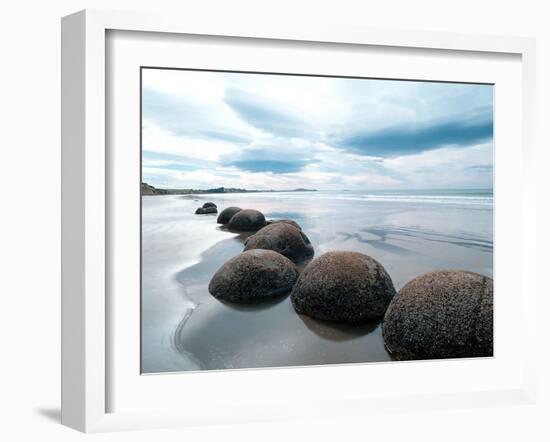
[141,68,493,191]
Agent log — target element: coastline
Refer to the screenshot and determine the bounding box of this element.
[141,181,318,196]
[141,191,493,373]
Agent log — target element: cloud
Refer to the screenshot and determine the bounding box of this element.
[340,110,493,157]
[218,137,320,174]
[143,88,257,144]
[223,87,312,138]
[381,142,493,188]
[142,120,242,162]
[142,68,494,190]
[227,159,310,174]
[465,164,493,171]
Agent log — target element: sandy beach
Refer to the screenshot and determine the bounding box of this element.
[140,190,493,373]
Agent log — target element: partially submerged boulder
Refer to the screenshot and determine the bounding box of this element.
[291,251,396,323]
[195,206,217,215]
[244,222,313,263]
[382,270,493,360]
[208,249,298,303]
[227,209,266,231]
[202,202,217,209]
[217,206,242,225]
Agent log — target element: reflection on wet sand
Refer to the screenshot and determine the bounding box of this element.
[171,234,389,370]
[298,314,380,342]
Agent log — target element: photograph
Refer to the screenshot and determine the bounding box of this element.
[140,67,494,374]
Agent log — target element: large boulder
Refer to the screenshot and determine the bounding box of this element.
[208,249,298,303]
[202,202,217,209]
[244,222,313,263]
[382,270,493,360]
[227,209,266,231]
[195,206,217,215]
[291,251,396,323]
[266,219,302,230]
[217,206,242,225]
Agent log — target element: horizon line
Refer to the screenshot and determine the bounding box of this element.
[142,183,493,193]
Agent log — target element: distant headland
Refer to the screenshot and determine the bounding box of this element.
[141,182,318,195]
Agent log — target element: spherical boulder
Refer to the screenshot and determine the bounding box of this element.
[244,222,313,263]
[208,249,298,303]
[291,251,396,323]
[382,270,493,360]
[217,206,242,225]
[195,206,217,215]
[227,209,266,231]
[266,219,302,230]
[202,202,217,209]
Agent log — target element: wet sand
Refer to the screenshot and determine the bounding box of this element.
[141,191,493,373]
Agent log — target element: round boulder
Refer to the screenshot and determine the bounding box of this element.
[217,206,242,225]
[244,222,313,263]
[267,219,302,230]
[382,270,493,360]
[291,251,396,323]
[208,249,298,303]
[195,206,217,215]
[202,202,217,209]
[227,209,266,231]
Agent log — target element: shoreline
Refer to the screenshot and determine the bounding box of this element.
[141,182,319,196]
[141,193,493,373]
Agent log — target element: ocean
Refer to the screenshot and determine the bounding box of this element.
[141,189,493,373]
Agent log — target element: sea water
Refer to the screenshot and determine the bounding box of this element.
[141,189,493,373]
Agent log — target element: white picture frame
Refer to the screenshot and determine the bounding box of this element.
[61,9,537,433]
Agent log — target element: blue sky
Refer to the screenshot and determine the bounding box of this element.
[142,69,493,190]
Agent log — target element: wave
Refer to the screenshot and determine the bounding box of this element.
[231,191,493,206]
[326,194,493,205]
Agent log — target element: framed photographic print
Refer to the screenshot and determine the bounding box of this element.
[140,67,495,373]
[61,9,537,432]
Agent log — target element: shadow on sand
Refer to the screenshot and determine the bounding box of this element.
[298,314,381,342]
[216,293,290,312]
